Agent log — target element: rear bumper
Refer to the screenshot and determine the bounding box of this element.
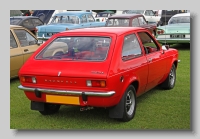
[18,85,115,97]
[156,38,190,44]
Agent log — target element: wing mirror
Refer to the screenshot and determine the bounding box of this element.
[162,45,170,50]
[37,40,43,45]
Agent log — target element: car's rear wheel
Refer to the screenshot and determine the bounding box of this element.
[161,64,176,89]
[121,85,136,122]
[39,103,61,115]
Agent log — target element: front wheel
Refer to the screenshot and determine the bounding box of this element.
[161,64,176,89]
[39,103,61,115]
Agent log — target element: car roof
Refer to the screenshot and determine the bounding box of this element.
[10,16,40,19]
[59,27,146,36]
[55,11,92,16]
[108,14,142,19]
[10,25,23,28]
[171,13,190,17]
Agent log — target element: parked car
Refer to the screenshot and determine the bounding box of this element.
[105,14,157,36]
[122,10,160,25]
[156,13,190,45]
[157,10,187,26]
[10,25,43,79]
[32,10,96,24]
[17,27,179,122]
[95,11,115,22]
[10,16,44,35]
[35,11,106,41]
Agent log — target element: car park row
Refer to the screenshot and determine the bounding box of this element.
[10,10,189,122]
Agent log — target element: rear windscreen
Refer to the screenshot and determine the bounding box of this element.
[36,36,111,61]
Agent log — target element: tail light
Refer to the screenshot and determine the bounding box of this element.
[20,76,37,84]
[157,29,164,34]
[86,80,106,87]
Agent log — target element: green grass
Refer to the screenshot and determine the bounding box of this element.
[10,44,190,130]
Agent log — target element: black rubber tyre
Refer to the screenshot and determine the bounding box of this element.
[121,85,136,122]
[161,64,176,89]
[39,103,61,115]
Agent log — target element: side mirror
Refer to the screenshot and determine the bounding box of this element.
[162,45,170,50]
[37,40,43,45]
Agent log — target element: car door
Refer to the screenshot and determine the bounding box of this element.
[13,28,39,64]
[10,30,23,78]
[86,14,95,27]
[80,14,90,28]
[136,31,167,92]
[120,33,149,95]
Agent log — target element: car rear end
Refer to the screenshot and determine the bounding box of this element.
[18,33,119,109]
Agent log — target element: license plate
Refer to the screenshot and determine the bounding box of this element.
[46,94,80,105]
[170,34,185,38]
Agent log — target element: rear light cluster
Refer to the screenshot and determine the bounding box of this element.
[20,76,37,84]
[157,29,164,34]
[86,80,106,87]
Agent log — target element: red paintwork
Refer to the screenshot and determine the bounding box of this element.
[18,27,178,108]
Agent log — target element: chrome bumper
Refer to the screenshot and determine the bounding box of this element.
[18,85,115,97]
[156,38,190,44]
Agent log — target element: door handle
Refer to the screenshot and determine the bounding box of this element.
[24,49,29,52]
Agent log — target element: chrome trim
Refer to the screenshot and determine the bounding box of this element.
[18,85,115,97]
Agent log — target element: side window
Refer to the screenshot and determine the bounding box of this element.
[87,14,95,22]
[32,19,43,26]
[145,11,150,16]
[23,19,33,28]
[137,32,159,54]
[10,31,18,49]
[132,18,139,27]
[14,29,37,47]
[122,34,142,59]
[149,10,155,16]
[81,15,87,23]
[138,17,147,25]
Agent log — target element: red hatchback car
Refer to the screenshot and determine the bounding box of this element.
[18,27,179,122]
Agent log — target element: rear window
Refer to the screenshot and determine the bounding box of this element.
[107,18,129,27]
[36,37,111,61]
[168,16,190,24]
[10,18,22,25]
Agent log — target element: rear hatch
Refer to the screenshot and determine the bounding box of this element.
[19,35,116,91]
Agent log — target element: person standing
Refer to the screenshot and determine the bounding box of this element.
[23,10,33,16]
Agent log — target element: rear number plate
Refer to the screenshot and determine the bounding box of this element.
[170,34,185,38]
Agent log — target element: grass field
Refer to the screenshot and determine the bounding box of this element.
[10,44,190,130]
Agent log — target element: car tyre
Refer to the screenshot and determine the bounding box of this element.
[39,103,61,115]
[161,64,176,89]
[121,85,136,122]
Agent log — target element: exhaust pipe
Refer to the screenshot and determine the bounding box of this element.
[80,106,94,111]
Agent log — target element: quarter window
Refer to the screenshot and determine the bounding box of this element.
[10,31,18,49]
[138,17,147,25]
[32,19,43,26]
[122,34,142,60]
[14,29,37,47]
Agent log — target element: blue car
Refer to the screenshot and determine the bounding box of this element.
[36,11,106,40]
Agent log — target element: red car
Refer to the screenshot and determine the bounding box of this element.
[18,27,179,122]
